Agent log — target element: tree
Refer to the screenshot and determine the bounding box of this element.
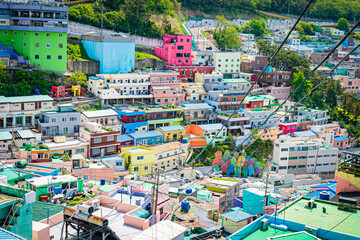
[213,16,241,50]
[336,18,349,32]
[68,71,87,88]
[291,71,313,102]
[242,19,266,37]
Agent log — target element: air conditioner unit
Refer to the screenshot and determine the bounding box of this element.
[90,199,100,210]
[304,225,318,236]
[260,219,269,230]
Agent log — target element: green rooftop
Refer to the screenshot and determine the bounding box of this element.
[31,201,65,221]
[268,232,319,240]
[242,227,294,240]
[223,78,250,83]
[278,197,360,238]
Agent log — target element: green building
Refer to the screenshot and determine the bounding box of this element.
[0,185,33,239]
[0,3,68,72]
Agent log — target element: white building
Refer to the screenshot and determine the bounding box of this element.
[212,52,241,76]
[81,109,119,126]
[238,33,255,41]
[0,95,53,130]
[330,29,345,36]
[295,108,330,126]
[88,74,153,106]
[152,142,189,171]
[272,134,339,179]
[288,38,300,46]
[244,108,283,129]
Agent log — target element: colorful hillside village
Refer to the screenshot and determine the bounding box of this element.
[1,1,360,239]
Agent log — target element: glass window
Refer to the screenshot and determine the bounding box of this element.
[35,43,39,47]
[107,146,114,152]
[94,137,102,143]
[35,32,39,36]
[107,135,114,141]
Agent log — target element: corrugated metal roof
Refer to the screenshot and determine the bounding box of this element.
[334,136,349,142]
[181,103,213,110]
[118,134,133,142]
[222,210,253,222]
[0,95,53,104]
[82,109,117,118]
[16,130,35,139]
[199,123,224,131]
[0,132,12,141]
[158,125,185,132]
[129,130,163,139]
[0,227,26,240]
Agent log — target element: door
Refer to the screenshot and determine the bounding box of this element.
[101,148,105,157]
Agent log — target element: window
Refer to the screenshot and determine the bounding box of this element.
[94,137,102,143]
[46,33,50,37]
[35,55,39,59]
[133,166,139,172]
[186,39,189,42]
[76,148,84,153]
[279,166,287,169]
[93,149,100,154]
[62,117,66,122]
[280,157,287,161]
[177,45,184,50]
[107,146,114,152]
[59,43,63,48]
[14,31,17,36]
[176,53,183,57]
[23,42,26,47]
[144,166,148,170]
[107,135,114,141]
[35,43,39,47]
[23,32,26,36]
[58,55,62,60]
[46,43,50,47]
[47,55,51,60]
[52,118,56,122]
[70,117,77,121]
[116,161,123,166]
[289,157,297,160]
[3,30,7,35]
[59,33,63,37]
[281,148,288,152]
[184,53,190,57]
[35,32,39,36]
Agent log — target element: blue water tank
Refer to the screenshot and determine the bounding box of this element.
[34,89,40,95]
[100,178,106,186]
[186,188,192,194]
[112,181,118,184]
[54,187,62,195]
[178,188,183,192]
[181,200,190,212]
[319,191,330,200]
[182,139,188,144]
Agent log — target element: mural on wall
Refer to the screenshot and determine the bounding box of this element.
[212,150,263,177]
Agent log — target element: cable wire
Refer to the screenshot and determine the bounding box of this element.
[187,0,314,167]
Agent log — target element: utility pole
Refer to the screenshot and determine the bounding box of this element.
[151,167,162,226]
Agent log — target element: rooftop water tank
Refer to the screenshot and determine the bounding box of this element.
[15,159,28,168]
[34,89,39,95]
[319,191,330,200]
[181,199,190,212]
[186,188,192,194]
[100,178,106,186]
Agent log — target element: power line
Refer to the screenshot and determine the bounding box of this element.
[183,0,315,169]
[216,19,360,170]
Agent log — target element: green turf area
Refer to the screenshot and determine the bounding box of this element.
[31,201,65,221]
[278,198,360,237]
[135,51,161,60]
[268,231,319,240]
[242,227,294,240]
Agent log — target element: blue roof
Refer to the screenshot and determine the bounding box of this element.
[334,136,349,142]
[222,210,253,222]
[0,51,11,58]
[117,134,133,142]
[0,227,25,239]
[129,130,163,139]
[181,103,213,110]
[158,125,185,132]
[293,131,318,138]
[304,190,336,200]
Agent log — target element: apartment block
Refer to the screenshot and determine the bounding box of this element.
[206,91,246,113]
[0,95,53,129]
[120,146,156,176]
[166,65,215,82]
[295,108,330,126]
[181,103,217,125]
[272,135,339,179]
[81,109,119,126]
[212,52,241,77]
[0,3,68,72]
[88,74,152,106]
[79,122,120,158]
[152,142,188,171]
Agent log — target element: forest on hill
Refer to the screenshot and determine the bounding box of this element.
[179,0,358,21]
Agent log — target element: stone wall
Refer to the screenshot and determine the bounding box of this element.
[135,58,166,70]
[67,60,100,75]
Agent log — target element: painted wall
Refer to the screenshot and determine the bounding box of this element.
[82,40,135,74]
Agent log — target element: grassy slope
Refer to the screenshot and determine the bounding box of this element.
[135,51,161,60]
[67,42,93,61]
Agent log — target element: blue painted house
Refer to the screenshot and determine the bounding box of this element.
[129,130,164,146]
[114,108,147,134]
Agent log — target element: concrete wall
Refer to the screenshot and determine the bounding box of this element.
[135,58,166,70]
[135,46,154,55]
[67,60,100,75]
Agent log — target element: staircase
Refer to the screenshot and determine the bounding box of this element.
[3,201,23,231]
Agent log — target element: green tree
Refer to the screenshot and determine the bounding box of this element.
[69,71,88,88]
[213,16,241,50]
[336,18,349,32]
[242,19,266,37]
[291,71,313,102]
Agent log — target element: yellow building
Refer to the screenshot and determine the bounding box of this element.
[156,125,186,142]
[44,136,89,158]
[151,142,189,171]
[121,146,156,176]
[257,127,279,141]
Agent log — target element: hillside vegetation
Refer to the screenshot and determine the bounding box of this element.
[69,0,182,38]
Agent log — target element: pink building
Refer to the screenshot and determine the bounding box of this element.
[146,70,181,91]
[334,75,360,93]
[154,34,193,66]
[150,86,185,106]
[278,123,297,134]
[264,86,291,100]
[51,86,65,99]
